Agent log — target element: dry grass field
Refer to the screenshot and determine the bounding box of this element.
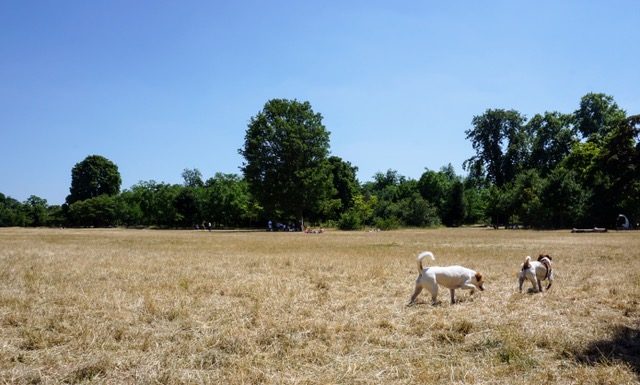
[1,227,639,384]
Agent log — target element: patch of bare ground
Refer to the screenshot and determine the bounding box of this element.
[1,227,639,384]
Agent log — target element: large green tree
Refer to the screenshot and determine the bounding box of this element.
[66,155,122,204]
[565,94,633,227]
[526,112,576,176]
[574,93,626,142]
[464,109,527,187]
[239,99,334,227]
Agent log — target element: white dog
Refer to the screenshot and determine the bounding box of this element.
[408,251,485,305]
[518,254,553,293]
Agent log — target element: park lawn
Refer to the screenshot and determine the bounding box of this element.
[1,227,639,384]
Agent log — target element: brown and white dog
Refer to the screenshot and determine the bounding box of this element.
[409,251,485,305]
[518,254,553,293]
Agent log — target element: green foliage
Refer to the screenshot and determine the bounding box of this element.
[484,185,512,227]
[364,170,441,228]
[510,170,544,227]
[464,109,527,187]
[24,195,49,227]
[337,210,363,230]
[574,93,627,142]
[127,181,182,227]
[67,194,123,227]
[0,193,27,226]
[462,176,489,224]
[398,193,440,227]
[373,217,401,230]
[174,188,202,227]
[442,180,466,227]
[561,108,637,227]
[182,168,204,188]
[418,164,463,226]
[463,93,639,229]
[116,191,143,226]
[203,173,255,228]
[240,99,334,225]
[6,93,639,230]
[45,205,66,227]
[418,166,453,210]
[526,112,576,176]
[337,194,377,230]
[327,156,360,219]
[539,168,590,228]
[67,155,121,204]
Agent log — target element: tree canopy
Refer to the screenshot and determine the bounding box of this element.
[464,109,527,187]
[66,155,122,204]
[239,99,335,226]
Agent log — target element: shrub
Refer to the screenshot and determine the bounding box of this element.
[337,210,363,230]
[374,217,400,230]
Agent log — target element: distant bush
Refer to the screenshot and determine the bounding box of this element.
[337,210,363,230]
[374,217,400,230]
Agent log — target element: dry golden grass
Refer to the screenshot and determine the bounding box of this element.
[1,227,639,384]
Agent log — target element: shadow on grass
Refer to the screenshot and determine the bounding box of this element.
[575,324,640,376]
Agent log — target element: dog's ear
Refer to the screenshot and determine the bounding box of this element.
[545,254,552,261]
[537,254,545,261]
[475,272,483,282]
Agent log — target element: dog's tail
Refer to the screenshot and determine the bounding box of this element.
[417,251,435,273]
[522,255,531,271]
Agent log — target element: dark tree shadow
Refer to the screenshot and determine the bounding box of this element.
[575,324,640,376]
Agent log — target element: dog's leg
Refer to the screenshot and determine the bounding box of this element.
[461,283,477,291]
[409,286,423,305]
[527,273,537,292]
[428,283,439,305]
[546,271,553,290]
[449,289,456,304]
[518,275,525,293]
[537,279,543,292]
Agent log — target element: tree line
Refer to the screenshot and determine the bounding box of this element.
[1,93,638,230]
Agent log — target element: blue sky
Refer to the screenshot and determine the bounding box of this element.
[1,1,639,205]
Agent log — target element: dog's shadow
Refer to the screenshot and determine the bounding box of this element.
[574,324,640,377]
[407,300,443,307]
[407,297,476,307]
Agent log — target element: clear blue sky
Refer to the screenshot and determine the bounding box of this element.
[1,1,639,205]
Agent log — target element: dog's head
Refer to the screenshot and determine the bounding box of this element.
[474,272,485,291]
[537,254,552,261]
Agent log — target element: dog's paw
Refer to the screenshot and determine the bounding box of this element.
[407,299,430,307]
